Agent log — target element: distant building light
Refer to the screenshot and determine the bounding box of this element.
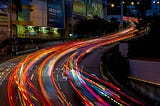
[122,1,125,4]
[69,33,73,37]
[157,1,160,4]
[153,1,156,4]
[137,2,140,5]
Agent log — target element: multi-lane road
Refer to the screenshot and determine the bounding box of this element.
[0,17,146,106]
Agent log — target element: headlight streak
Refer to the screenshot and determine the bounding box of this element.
[73,40,144,106]
[65,48,129,106]
[63,19,143,106]
[7,17,144,106]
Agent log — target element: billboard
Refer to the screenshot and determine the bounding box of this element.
[87,0,103,17]
[47,0,65,28]
[73,0,86,15]
[73,0,103,17]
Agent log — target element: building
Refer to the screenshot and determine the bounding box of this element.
[122,0,160,17]
[105,0,123,27]
[0,0,107,40]
[146,0,160,16]
[0,0,125,40]
[0,0,9,41]
[73,0,104,17]
[119,35,160,104]
[16,0,65,39]
[0,0,67,40]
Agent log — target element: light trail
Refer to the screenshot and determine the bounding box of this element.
[7,17,144,106]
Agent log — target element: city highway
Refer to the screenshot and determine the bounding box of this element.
[0,55,26,106]
[0,17,146,106]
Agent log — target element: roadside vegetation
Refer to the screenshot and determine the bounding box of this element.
[128,15,160,58]
[74,15,123,38]
[101,45,130,86]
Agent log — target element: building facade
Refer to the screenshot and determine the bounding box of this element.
[146,0,160,16]
[0,0,9,41]
[16,0,64,39]
[0,0,66,40]
[0,0,117,40]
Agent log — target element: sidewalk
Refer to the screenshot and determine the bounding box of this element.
[0,38,69,63]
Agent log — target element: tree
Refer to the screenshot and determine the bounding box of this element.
[110,17,120,32]
[75,16,118,38]
[12,0,22,11]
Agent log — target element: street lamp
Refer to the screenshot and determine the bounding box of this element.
[121,0,123,29]
[111,3,115,8]
[131,1,134,5]
[157,1,160,12]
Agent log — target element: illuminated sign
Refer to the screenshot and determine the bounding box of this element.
[87,0,103,17]
[107,0,121,15]
[73,0,103,17]
[47,0,65,28]
[73,0,86,15]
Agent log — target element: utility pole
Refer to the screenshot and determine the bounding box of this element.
[9,0,12,40]
[9,0,15,56]
[85,0,88,16]
[121,0,123,29]
[102,0,107,19]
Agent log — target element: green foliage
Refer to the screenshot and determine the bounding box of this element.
[12,0,22,11]
[75,16,120,38]
[128,15,160,59]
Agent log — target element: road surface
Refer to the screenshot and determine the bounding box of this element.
[0,17,146,106]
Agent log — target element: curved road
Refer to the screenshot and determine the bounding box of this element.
[0,17,146,106]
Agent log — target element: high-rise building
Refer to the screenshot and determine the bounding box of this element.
[0,0,10,41]
[151,0,160,10]
[104,0,123,28]
[122,0,159,17]
[0,0,65,39]
[146,0,160,16]
[0,0,109,40]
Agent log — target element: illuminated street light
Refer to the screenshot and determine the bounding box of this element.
[121,0,123,29]
[111,3,115,8]
[131,1,134,5]
[153,1,156,3]
[137,2,140,5]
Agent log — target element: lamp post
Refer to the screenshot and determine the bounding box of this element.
[157,1,160,12]
[121,0,123,29]
[9,0,15,56]
[85,0,88,16]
